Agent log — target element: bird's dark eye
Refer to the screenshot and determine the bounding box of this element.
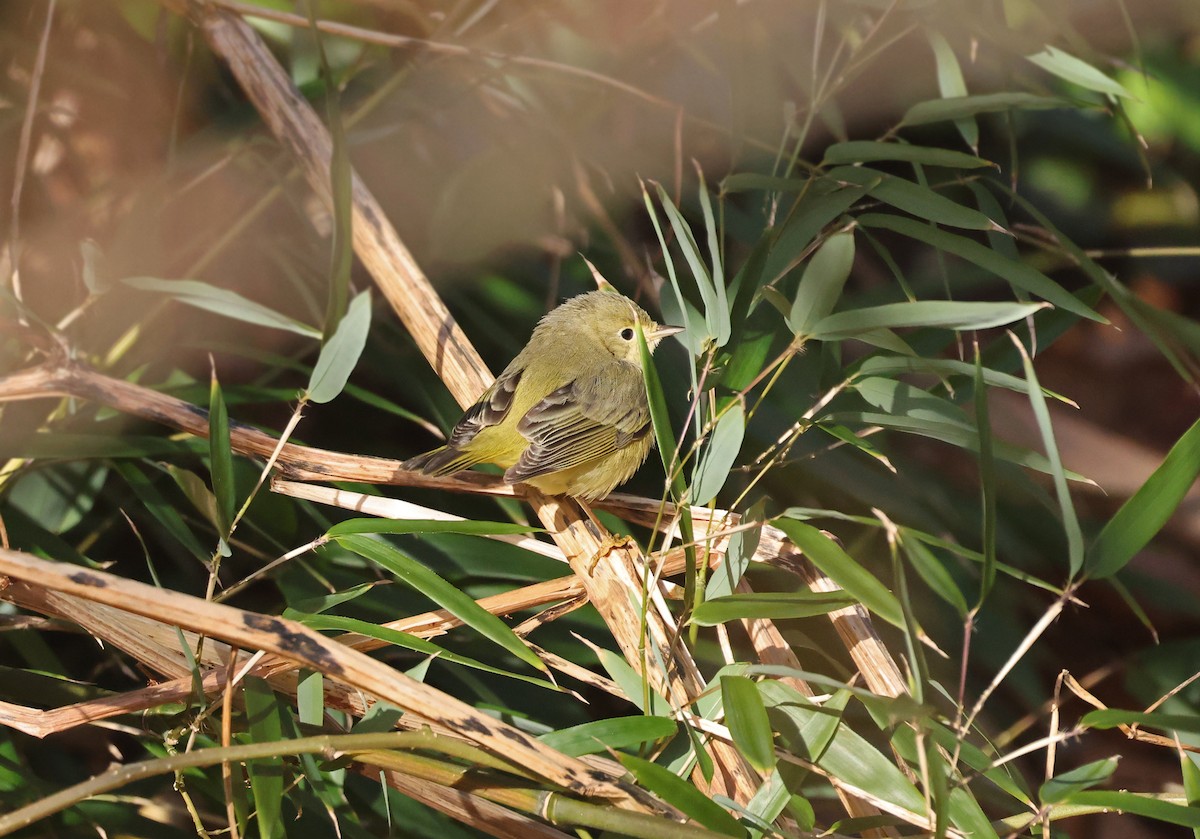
[620,327,635,341]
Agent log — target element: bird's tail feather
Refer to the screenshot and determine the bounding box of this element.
[402,446,480,476]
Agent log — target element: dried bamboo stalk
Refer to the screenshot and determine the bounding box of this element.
[0,548,634,802]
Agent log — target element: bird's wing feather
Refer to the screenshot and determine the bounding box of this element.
[505,363,650,482]
[445,367,522,448]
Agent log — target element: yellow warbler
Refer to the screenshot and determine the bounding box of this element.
[404,290,682,500]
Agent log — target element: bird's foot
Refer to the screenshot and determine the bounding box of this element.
[585,532,639,575]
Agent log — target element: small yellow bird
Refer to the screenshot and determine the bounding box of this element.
[404,290,682,500]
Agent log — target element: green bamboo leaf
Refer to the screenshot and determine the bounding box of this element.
[812,300,1046,339]
[858,213,1104,321]
[1086,416,1200,578]
[855,355,1072,402]
[326,518,539,537]
[691,591,856,625]
[818,423,896,472]
[721,173,808,192]
[752,667,928,724]
[539,716,678,757]
[760,681,928,812]
[855,378,972,427]
[165,465,223,538]
[776,519,905,629]
[1081,709,1200,735]
[297,670,323,726]
[974,348,997,603]
[124,277,321,338]
[243,677,285,839]
[596,648,672,716]
[695,170,730,339]
[764,182,870,283]
[901,92,1067,126]
[289,582,378,615]
[296,613,560,691]
[901,538,968,617]
[1040,757,1119,804]
[721,676,776,774]
[1011,337,1084,577]
[828,167,995,230]
[1027,46,1131,99]
[307,290,371,404]
[115,463,209,563]
[655,185,730,346]
[790,230,856,336]
[821,141,991,169]
[1062,791,1200,828]
[1181,753,1200,829]
[704,522,761,600]
[616,753,744,836]
[658,281,707,357]
[833,410,1094,481]
[692,403,745,506]
[208,373,234,550]
[333,534,546,673]
[927,31,979,150]
[997,185,1195,382]
[637,323,698,602]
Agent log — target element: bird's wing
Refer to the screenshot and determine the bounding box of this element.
[444,367,523,449]
[505,363,650,482]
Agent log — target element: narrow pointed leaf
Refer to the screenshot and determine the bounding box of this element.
[1086,416,1200,578]
[539,716,677,757]
[721,676,776,774]
[692,591,856,625]
[1081,709,1200,735]
[327,518,539,537]
[927,30,978,150]
[655,185,730,346]
[1062,792,1200,828]
[902,93,1067,126]
[692,403,745,506]
[243,677,285,839]
[859,213,1103,321]
[208,373,234,544]
[1012,337,1084,577]
[822,141,991,169]
[333,534,546,673]
[124,277,321,338]
[1040,757,1119,804]
[812,300,1045,339]
[828,167,994,230]
[764,182,870,283]
[1027,46,1131,99]
[790,230,856,335]
[616,754,744,836]
[307,290,371,404]
[776,519,905,629]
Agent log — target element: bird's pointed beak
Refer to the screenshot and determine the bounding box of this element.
[648,324,685,341]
